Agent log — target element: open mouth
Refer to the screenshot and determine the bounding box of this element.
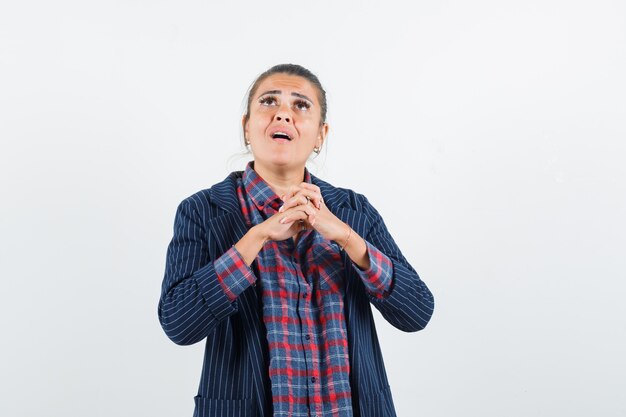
[271,132,292,141]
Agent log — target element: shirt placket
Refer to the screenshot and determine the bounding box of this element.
[261,200,312,416]
[291,235,323,417]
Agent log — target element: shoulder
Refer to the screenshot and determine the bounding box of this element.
[176,171,243,219]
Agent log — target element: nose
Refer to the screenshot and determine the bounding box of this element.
[274,114,290,123]
[274,102,292,123]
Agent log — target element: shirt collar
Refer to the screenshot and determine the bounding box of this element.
[242,160,312,213]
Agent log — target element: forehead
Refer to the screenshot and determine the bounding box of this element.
[255,73,318,102]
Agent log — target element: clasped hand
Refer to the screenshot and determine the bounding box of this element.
[260,182,347,243]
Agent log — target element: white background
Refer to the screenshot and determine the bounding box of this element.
[1,1,625,416]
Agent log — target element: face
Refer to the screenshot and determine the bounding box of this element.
[243,73,328,172]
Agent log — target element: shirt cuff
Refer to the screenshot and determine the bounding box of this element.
[351,240,394,300]
[213,246,257,302]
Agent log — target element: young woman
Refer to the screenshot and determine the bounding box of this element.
[158,64,435,417]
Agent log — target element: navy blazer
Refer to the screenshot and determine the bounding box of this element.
[158,170,435,417]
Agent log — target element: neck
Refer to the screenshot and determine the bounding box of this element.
[252,160,306,199]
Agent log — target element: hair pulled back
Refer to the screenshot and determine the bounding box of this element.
[243,64,327,128]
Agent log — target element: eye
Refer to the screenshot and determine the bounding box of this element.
[294,99,311,111]
[259,96,278,106]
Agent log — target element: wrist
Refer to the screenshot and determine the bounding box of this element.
[251,224,269,246]
[334,222,352,247]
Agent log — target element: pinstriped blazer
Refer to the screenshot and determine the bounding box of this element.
[158,170,435,417]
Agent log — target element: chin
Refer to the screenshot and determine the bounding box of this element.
[258,155,305,169]
[269,159,297,168]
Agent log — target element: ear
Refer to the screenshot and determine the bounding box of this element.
[242,115,249,140]
[317,122,329,149]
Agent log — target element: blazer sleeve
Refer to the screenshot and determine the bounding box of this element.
[157,198,240,346]
[359,194,435,332]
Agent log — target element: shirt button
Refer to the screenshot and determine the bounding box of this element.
[311,377,316,383]
[305,334,310,340]
[302,293,307,299]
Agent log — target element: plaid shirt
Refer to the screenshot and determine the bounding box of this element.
[213,161,393,417]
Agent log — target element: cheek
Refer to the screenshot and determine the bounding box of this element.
[249,114,271,131]
[253,106,276,118]
[299,121,321,137]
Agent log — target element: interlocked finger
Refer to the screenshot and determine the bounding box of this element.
[279,199,318,225]
[280,189,323,212]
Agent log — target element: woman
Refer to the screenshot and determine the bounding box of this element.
[158,64,435,417]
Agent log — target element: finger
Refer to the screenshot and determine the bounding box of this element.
[301,206,316,225]
[280,189,322,212]
[292,203,317,226]
[281,184,304,202]
[300,182,320,193]
[279,195,304,213]
[285,202,317,217]
[279,202,318,225]
[279,191,314,212]
[278,207,309,224]
[288,184,321,201]
[299,183,323,208]
[280,186,303,209]
[299,192,320,210]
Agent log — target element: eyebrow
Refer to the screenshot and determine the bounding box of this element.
[258,90,314,104]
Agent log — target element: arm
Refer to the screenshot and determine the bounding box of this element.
[354,195,435,332]
[157,198,263,345]
[282,182,434,332]
[159,189,323,344]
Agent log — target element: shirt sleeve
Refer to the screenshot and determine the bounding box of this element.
[213,245,257,302]
[350,240,394,300]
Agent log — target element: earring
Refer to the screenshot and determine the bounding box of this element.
[314,147,320,154]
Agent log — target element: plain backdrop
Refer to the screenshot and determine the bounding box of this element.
[1,1,625,416]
